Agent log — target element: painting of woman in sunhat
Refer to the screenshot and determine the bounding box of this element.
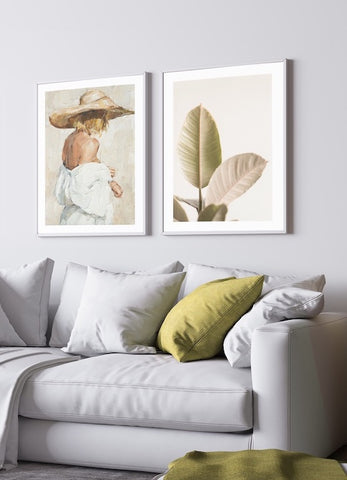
[48,88,134,226]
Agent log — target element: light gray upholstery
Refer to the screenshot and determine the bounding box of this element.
[18,313,347,472]
[20,354,252,432]
[19,419,252,473]
[251,312,347,456]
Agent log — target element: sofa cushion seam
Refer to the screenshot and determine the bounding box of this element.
[19,412,251,428]
[24,381,250,394]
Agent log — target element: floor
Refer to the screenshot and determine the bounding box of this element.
[0,462,156,479]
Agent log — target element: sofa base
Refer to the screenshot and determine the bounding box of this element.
[18,418,253,473]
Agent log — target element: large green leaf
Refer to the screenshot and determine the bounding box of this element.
[198,204,228,221]
[177,105,222,190]
[173,197,188,222]
[205,153,267,207]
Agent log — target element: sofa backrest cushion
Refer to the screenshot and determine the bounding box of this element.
[157,275,264,362]
[0,304,26,346]
[50,260,184,347]
[180,263,326,300]
[224,286,325,368]
[63,267,186,356]
[178,263,325,368]
[0,258,54,346]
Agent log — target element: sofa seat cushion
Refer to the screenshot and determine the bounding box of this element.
[19,352,252,433]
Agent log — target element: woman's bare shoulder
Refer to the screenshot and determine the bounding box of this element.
[63,131,100,167]
[74,131,98,145]
[80,135,99,155]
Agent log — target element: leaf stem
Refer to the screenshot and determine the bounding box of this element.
[198,187,202,213]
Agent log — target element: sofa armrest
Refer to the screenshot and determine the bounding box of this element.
[251,313,347,456]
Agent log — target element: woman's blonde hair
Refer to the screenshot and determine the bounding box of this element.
[73,113,109,135]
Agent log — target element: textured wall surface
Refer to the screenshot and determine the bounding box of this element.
[0,0,346,310]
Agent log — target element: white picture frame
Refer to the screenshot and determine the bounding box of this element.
[163,61,287,235]
[38,73,147,236]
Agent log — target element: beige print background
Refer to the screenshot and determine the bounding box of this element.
[45,84,135,225]
[173,74,272,222]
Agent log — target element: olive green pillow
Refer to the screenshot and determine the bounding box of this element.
[157,275,264,362]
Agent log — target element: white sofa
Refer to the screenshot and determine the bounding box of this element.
[17,312,347,473]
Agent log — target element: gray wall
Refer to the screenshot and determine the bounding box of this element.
[0,0,346,310]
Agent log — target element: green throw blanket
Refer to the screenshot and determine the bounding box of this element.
[163,449,346,479]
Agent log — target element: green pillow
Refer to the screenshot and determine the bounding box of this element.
[157,275,264,362]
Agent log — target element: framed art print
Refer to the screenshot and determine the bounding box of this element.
[38,74,146,236]
[163,61,286,234]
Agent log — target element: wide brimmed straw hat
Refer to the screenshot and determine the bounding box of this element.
[49,89,134,128]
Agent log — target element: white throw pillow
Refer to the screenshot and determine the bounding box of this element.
[223,287,324,368]
[63,267,186,356]
[180,263,325,299]
[0,304,26,346]
[50,260,183,347]
[0,258,54,346]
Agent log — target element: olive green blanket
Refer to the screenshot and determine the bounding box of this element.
[163,449,346,479]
